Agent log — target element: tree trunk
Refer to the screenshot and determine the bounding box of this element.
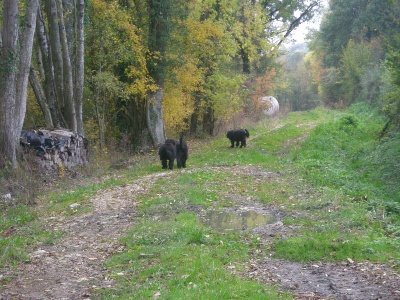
[146,89,166,145]
[56,0,77,132]
[15,0,40,151]
[0,0,19,167]
[93,84,105,151]
[74,0,85,135]
[34,0,83,133]
[190,93,201,135]
[203,106,215,135]
[239,46,251,74]
[29,67,54,127]
[45,0,65,125]
[190,108,199,135]
[0,0,39,168]
[62,0,75,56]
[94,101,105,151]
[146,0,170,146]
[36,6,63,127]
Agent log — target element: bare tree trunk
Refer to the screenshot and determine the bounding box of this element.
[93,84,105,151]
[15,0,40,143]
[0,0,19,167]
[29,67,54,127]
[56,0,77,132]
[146,89,167,146]
[94,104,105,151]
[62,0,75,55]
[36,5,64,127]
[35,0,83,133]
[75,0,85,135]
[0,0,39,167]
[45,0,65,124]
[146,0,170,146]
[203,106,215,135]
[35,43,45,78]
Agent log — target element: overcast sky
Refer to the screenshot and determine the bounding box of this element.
[287,0,329,44]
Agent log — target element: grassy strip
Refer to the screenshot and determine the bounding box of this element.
[100,212,289,299]
[0,205,61,267]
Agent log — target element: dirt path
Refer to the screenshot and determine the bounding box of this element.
[1,166,400,300]
[0,172,166,299]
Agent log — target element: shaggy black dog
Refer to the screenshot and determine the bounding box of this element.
[226,129,249,148]
[158,139,176,170]
[176,135,188,168]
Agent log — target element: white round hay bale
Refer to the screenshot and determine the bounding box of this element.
[259,96,279,116]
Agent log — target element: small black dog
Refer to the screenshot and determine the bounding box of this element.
[176,135,188,168]
[158,139,176,170]
[226,129,249,148]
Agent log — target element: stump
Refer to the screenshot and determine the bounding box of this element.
[20,129,89,170]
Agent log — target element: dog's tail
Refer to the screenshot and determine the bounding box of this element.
[180,130,188,145]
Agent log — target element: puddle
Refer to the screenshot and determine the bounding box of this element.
[200,210,277,232]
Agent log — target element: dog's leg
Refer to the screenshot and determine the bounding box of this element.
[177,157,182,168]
[168,159,174,170]
[161,160,168,169]
[240,139,246,148]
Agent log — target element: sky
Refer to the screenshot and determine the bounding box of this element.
[286,0,329,45]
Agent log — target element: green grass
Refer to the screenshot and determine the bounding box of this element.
[273,229,398,262]
[0,205,36,231]
[274,103,400,263]
[98,212,290,299]
[0,205,61,267]
[45,177,126,213]
[291,106,397,200]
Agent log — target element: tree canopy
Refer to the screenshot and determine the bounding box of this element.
[0,0,333,165]
[303,0,400,129]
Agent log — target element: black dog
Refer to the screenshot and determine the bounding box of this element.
[158,139,176,170]
[176,135,188,168]
[226,129,249,148]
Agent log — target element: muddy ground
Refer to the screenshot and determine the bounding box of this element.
[1,165,399,300]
